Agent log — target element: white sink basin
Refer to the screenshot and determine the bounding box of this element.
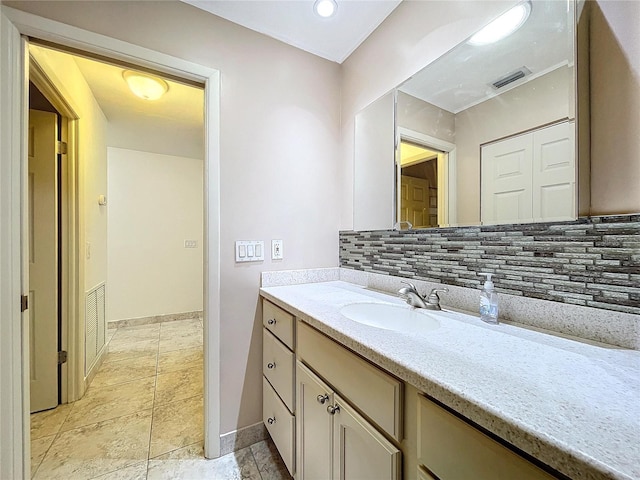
[340,303,440,333]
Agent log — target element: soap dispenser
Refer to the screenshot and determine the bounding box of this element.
[479,273,499,324]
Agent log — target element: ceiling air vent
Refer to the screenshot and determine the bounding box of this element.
[492,67,531,90]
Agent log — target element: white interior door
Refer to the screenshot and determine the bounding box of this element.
[532,121,575,222]
[28,109,59,413]
[481,134,533,224]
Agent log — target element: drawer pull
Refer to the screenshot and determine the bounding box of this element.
[267,318,276,325]
[327,404,340,415]
[267,416,276,425]
[267,362,276,369]
[317,394,329,405]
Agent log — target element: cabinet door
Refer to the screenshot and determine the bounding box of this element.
[418,394,556,479]
[332,393,401,480]
[296,361,333,480]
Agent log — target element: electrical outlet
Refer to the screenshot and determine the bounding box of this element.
[271,239,283,260]
[184,240,197,248]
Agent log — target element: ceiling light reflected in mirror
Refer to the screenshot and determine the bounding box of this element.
[123,71,169,100]
[468,1,531,46]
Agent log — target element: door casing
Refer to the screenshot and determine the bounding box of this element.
[0,6,222,478]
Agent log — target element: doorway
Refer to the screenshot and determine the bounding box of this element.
[27,42,208,477]
[396,128,457,229]
[0,9,222,478]
[398,140,442,229]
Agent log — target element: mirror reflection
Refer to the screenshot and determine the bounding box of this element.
[354,0,577,230]
[398,0,575,227]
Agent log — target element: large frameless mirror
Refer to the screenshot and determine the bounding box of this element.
[354,0,578,230]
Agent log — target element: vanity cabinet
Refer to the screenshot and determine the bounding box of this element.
[417,394,556,480]
[296,320,402,480]
[262,295,560,480]
[262,300,296,476]
[297,361,402,480]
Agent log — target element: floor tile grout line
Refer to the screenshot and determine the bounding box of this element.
[147,326,161,467]
[147,440,203,462]
[84,459,147,480]
[249,445,266,480]
[56,407,155,437]
[86,373,158,392]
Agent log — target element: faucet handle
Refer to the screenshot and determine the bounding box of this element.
[400,281,418,292]
[427,287,449,304]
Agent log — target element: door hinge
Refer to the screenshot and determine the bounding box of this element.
[20,295,28,312]
[57,141,67,155]
[58,351,68,365]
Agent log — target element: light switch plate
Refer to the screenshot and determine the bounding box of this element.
[271,239,284,260]
[235,240,264,263]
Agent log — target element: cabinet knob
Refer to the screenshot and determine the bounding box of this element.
[316,394,329,404]
[267,417,275,425]
[267,318,276,325]
[327,404,340,415]
[267,362,276,369]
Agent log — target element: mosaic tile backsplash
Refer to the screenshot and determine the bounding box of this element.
[339,215,640,315]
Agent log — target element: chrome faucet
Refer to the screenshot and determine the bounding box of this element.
[398,281,448,310]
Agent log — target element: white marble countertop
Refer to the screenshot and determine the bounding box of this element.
[260,281,640,480]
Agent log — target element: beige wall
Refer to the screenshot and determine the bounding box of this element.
[590,0,640,214]
[340,0,520,229]
[29,45,108,294]
[454,67,573,224]
[6,0,342,435]
[107,117,204,160]
[106,147,203,322]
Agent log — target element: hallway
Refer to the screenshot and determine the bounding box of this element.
[30,319,288,479]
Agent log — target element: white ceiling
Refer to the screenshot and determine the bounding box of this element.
[71,56,204,129]
[30,44,205,158]
[182,0,402,63]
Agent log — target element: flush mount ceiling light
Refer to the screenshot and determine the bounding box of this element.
[468,1,531,46]
[314,0,338,18]
[122,70,169,100]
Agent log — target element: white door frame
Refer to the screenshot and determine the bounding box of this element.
[29,56,80,407]
[0,6,221,478]
[397,127,457,227]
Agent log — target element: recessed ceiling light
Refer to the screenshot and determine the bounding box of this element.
[122,71,169,100]
[468,1,531,46]
[314,0,338,18]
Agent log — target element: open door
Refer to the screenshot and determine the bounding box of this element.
[28,109,59,413]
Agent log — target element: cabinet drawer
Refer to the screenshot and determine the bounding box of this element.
[263,377,295,476]
[263,328,294,412]
[297,321,403,441]
[417,394,556,479]
[263,300,295,349]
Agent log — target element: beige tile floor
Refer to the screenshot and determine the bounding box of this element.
[30,319,290,480]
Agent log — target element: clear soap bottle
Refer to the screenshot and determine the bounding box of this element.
[479,273,499,324]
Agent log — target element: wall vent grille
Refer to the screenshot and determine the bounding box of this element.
[85,283,106,375]
[492,67,531,89]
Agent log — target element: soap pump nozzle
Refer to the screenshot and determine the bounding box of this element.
[480,272,494,291]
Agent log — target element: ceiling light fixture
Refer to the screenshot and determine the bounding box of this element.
[314,0,338,18]
[122,70,169,100]
[468,1,531,46]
